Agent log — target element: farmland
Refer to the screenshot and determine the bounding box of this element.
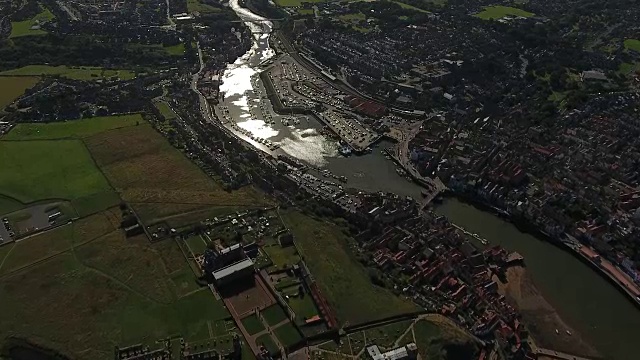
[0,213,233,359]
[10,6,54,38]
[0,76,40,109]
[280,210,418,325]
[84,123,271,224]
[3,114,142,140]
[0,140,112,204]
[475,6,534,20]
[0,65,135,81]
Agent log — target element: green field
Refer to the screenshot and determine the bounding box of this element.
[256,334,279,354]
[287,293,318,321]
[155,101,177,120]
[10,6,54,38]
[241,314,266,335]
[274,323,302,348]
[187,0,222,13]
[624,39,640,52]
[274,0,325,7]
[262,305,288,326]
[0,76,40,109]
[410,317,478,360]
[264,244,300,270]
[0,219,233,359]
[83,124,272,224]
[164,43,186,56]
[185,234,208,255]
[0,140,112,204]
[475,5,534,20]
[3,114,143,140]
[281,210,418,325]
[619,62,640,75]
[0,65,135,81]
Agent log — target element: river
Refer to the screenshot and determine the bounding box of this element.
[436,198,640,360]
[221,2,640,359]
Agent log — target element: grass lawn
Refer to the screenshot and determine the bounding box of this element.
[274,322,302,348]
[185,234,208,255]
[298,9,314,15]
[0,140,112,204]
[0,65,135,81]
[287,294,318,321]
[4,114,143,140]
[0,194,26,215]
[364,320,412,349]
[0,248,231,359]
[10,6,54,38]
[264,244,300,270]
[339,13,365,22]
[475,6,533,20]
[255,334,279,354]
[83,124,272,223]
[187,0,222,13]
[0,76,40,109]
[164,43,185,56]
[262,305,288,326]
[280,210,418,325]
[619,62,640,76]
[274,0,325,7]
[411,317,478,360]
[241,314,266,335]
[624,39,640,52]
[155,101,177,120]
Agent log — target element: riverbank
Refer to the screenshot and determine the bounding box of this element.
[442,191,640,310]
[494,266,600,358]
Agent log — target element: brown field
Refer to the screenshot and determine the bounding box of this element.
[75,232,175,303]
[0,76,40,109]
[84,124,272,223]
[0,210,119,276]
[495,266,600,358]
[223,275,276,318]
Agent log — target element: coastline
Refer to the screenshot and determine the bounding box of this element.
[494,266,601,358]
[443,191,640,311]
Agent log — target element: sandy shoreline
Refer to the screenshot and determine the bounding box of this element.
[494,266,600,358]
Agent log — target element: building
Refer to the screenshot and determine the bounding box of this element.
[366,343,418,360]
[212,258,255,287]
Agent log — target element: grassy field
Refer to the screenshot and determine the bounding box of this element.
[154,101,177,120]
[624,39,640,52]
[264,244,300,270]
[0,206,233,359]
[475,5,534,20]
[410,317,478,360]
[164,43,186,56]
[3,114,143,140]
[262,305,288,326]
[10,6,54,38]
[364,320,412,349]
[0,140,112,204]
[0,65,135,81]
[274,0,325,7]
[241,314,266,335]
[84,124,272,224]
[287,294,318,321]
[0,194,26,215]
[185,234,208,255]
[274,323,302,347]
[187,0,222,13]
[0,76,40,109]
[281,210,418,325]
